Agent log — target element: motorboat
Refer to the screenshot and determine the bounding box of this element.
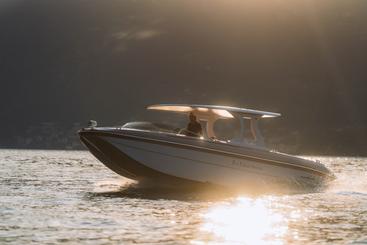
[78,104,334,192]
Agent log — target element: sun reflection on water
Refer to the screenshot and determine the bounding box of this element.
[197,197,288,245]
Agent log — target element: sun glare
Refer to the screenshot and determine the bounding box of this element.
[199,197,288,244]
[212,109,234,118]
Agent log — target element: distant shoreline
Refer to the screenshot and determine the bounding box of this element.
[1,146,365,157]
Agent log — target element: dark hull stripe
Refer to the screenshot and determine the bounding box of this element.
[80,130,331,178]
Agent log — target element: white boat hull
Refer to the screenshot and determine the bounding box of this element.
[79,129,333,192]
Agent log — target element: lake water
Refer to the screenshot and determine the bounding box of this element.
[1,149,366,244]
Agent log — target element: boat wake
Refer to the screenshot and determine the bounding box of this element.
[326,172,367,196]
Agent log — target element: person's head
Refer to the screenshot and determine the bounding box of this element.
[189,112,197,122]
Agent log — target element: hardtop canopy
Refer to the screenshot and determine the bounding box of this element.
[147,104,281,119]
[147,104,279,146]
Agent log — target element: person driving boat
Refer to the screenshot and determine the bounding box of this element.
[182,112,203,137]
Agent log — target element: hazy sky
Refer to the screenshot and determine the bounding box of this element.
[1,0,366,138]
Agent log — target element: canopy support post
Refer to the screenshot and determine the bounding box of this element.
[231,113,246,144]
[250,118,265,146]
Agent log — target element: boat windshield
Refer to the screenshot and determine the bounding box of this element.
[121,121,179,133]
